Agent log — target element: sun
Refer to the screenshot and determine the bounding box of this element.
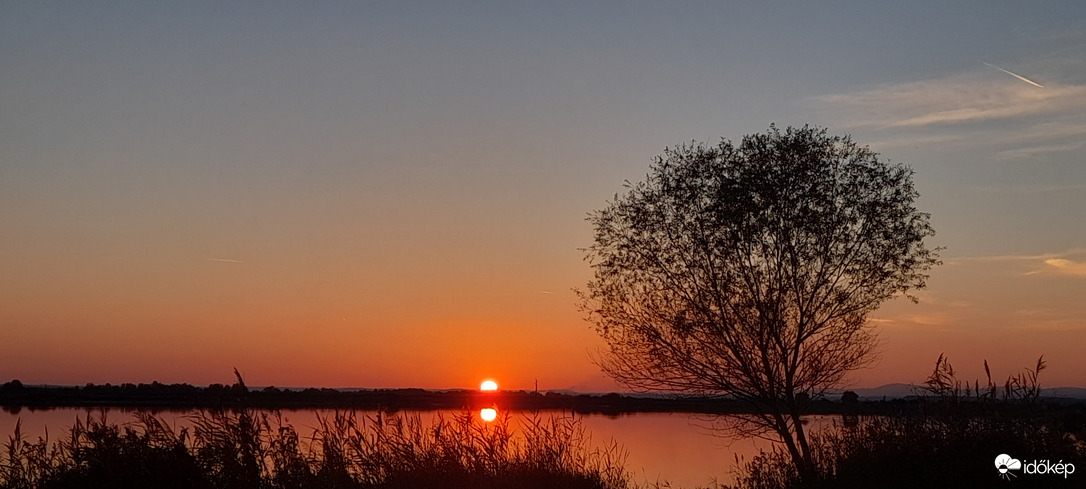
[480,380,498,391]
[479,408,498,422]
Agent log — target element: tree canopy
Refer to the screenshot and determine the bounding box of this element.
[580,125,939,477]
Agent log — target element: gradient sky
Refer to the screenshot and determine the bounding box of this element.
[3,2,1085,390]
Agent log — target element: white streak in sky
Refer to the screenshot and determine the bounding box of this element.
[208,258,242,263]
[812,69,1086,134]
[983,62,1045,88]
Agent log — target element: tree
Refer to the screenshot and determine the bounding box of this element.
[580,125,938,480]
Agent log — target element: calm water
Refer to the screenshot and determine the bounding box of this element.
[0,407,839,488]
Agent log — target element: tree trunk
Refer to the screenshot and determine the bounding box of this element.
[771,413,816,484]
[773,412,816,484]
[791,411,816,482]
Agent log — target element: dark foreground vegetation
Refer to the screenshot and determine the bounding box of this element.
[4,359,1084,488]
[727,356,1086,489]
[4,402,1082,489]
[0,409,630,489]
[726,409,1085,489]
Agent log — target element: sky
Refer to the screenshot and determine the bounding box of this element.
[2,1,1085,390]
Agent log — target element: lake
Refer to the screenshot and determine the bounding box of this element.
[0,407,839,488]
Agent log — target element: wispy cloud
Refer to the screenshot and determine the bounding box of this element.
[1040,258,1086,277]
[1011,308,1086,332]
[964,250,1086,277]
[945,249,1086,270]
[816,75,1086,129]
[970,182,1086,194]
[995,141,1085,160]
[948,249,1082,262]
[812,59,1086,157]
[905,313,954,326]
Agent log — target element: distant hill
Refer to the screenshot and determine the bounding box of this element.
[841,384,924,400]
[1042,386,1086,399]
[565,375,625,394]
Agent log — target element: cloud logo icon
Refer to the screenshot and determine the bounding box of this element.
[995,454,1022,479]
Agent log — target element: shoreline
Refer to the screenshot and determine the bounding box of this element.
[4,381,1084,415]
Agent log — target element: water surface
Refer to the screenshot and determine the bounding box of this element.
[1,407,837,488]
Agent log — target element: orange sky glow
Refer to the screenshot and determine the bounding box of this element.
[2,3,1084,391]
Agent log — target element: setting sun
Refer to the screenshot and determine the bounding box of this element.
[480,380,498,391]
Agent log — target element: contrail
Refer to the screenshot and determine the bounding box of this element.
[208,258,242,263]
[983,62,1044,88]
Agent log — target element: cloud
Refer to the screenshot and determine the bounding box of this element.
[906,313,953,326]
[1013,309,1086,332]
[970,182,1086,194]
[944,250,1086,277]
[811,61,1086,156]
[948,248,1086,262]
[1041,258,1086,277]
[816,74,1086,129]
[996,141,1085,160]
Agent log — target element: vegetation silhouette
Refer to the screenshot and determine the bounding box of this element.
[0,379,857,416]
[580,125,939,481]
[2,371,1083,488]
[725,355,1086,489]
[0,378,631,489]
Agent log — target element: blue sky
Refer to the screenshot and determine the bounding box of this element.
[2,2,1084,388]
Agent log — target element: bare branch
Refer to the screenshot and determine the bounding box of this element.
[580,125,939,480]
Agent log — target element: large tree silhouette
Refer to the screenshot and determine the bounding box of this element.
[580,125,939,479]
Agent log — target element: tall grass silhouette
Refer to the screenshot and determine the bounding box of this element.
[724,355,1085,489]
[1,408,630,489]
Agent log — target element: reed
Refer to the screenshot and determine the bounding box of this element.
[0,409,631,489]
[727,412,1084,489]
[724,355,1085,489]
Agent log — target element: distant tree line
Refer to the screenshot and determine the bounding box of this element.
[1,378,834,414]
[4,377,1081,417]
